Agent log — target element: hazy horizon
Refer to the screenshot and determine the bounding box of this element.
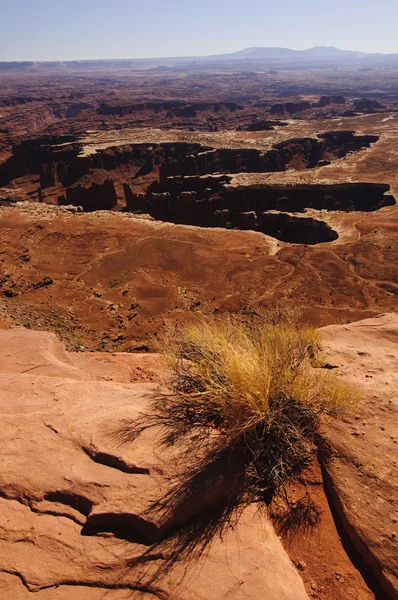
[0,46,374,64]
[2,0,398,62]
[0,45,385,64]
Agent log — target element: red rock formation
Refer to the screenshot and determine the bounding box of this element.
[353,98,385,112]
[315,95,346,107]
[97,101,243,117]
[130,179,394,232]
[321,315,398,599]
[0,328,310,600]
[0,132,380,198]
[59,179,117,212]
[270,101,312,114]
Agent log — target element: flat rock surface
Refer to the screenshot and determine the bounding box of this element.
[321,314,398,599]
[0,327,309,600]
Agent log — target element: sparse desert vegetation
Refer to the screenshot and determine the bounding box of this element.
[1,35,398,600]
[150,317,360,503]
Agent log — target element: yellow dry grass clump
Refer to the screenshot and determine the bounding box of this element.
[160,316,361,497]
[167,319,358,437]
[121,313,362,548]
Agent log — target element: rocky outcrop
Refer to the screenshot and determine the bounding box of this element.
[59,179,117,212]
[65,102,92,118]
[270,131,377,172]
[42,144,155,189]
[270,101,312,114]
[174,105,197,118]
[353,98,385,112]
[269,96,350,114]
[317,130,378,155]
[97,101,243,117]
[270,96,346,113]
[271,137,325,169]
[124,178,395,243]
[124,173,228,213]
[123,185,149,212]
[159,146,271,179]
[0,95,49,106]
[157,132,379,180]
[0,135,78,187]
[320,314,398,599]
[315,95,346,107]
[0,138,157,189]
[1,131,379,196]
[0,328,310,600]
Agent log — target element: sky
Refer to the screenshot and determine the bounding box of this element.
[1,0,398,61]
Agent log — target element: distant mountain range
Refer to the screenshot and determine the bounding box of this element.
[203,46,366,60]
[1,46,397,72]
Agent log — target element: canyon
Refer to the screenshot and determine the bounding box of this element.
[1,129,393,245]
[0,57,397,600]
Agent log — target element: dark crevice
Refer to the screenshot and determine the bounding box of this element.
[83,512,158,545]
[0,490,33,506]
[46,582,168,599]
[33,507,85,526]
[0,570,32,592]
[0,570,168,598]
[82,445,150,475]
[43,491,93,516]
[258,212,338,244]
[0,490,85,525]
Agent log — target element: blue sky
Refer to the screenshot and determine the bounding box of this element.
[1,0,397,61]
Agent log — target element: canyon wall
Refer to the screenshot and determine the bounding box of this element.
[123,178,394,243]
[0,131,379,190]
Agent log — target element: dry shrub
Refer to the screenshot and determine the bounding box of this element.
[159,317,360,498]
[116,315,361,572]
